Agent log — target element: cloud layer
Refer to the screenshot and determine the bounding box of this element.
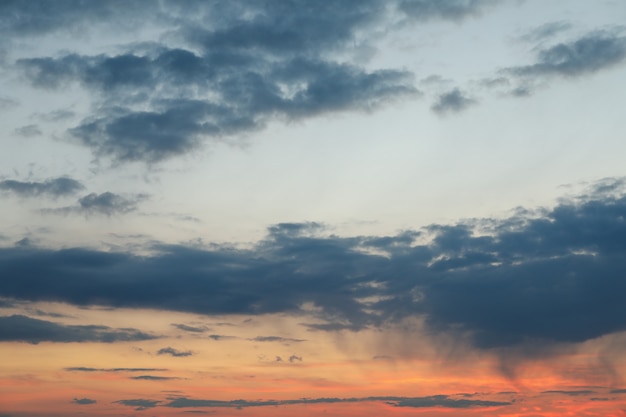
[1,180,625,351]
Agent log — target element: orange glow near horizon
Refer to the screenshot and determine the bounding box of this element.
[1,305,625,416]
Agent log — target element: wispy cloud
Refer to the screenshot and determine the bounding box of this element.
[165,394,510,409]
[43,192,147,216]
[0,177,84,198]
[157,347,193,357]
[65,367,167,372]
[115,399,161,410]
[248,336,306,343]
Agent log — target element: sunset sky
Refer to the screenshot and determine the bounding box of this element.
[1,0,626,416]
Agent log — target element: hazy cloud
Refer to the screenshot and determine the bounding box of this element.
[398,0,499,22]
[431,88,476,114]
[0,96,18,110]
[520,21,573,43]
[131,375,179,381]
[0,0,153,37]
[13,124,42,137]
[0,177,84,198]
[0,315,158,344]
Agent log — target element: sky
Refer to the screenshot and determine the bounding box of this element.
[1,0,626,416]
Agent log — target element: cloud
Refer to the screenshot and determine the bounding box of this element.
[502,31,626,79]
[208,334,236,341]
[0,315,158,344]
[0,96,18,110]
[398,0,499,22]
[0,0,152,37]
[72,398,96,405]
[44,192,146,216]
[431,88,476,114]
[288,355,303,363]
[248,336,306,343]
[519,21,573,43]
[541,390,594,397]
[13,124,42,137]
[12,1,419,164]
[131,375,179,381]
[172,323,208,333]
[165,395,510,409]
[65,367,167,372]
[115,399,161,410]
[0,177,84,198]
[389,395,510,408]
[1,179,626,355]
[157,347,193,357]
[46,57,415,163]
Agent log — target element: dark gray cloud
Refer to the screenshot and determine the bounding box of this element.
[157,347,193,357]
[72,398,96,405]
[431,88,476,114]
[248,336,305,343]
[165,395,510,409]
[0,315,158,343]
[288,355,302,363]
[65,367,167,372]
[25,54,415,163]
[1,180,626,354]
[398,0,499,21]
[506,31,626,80]
[0,177,84,198]
[9,1,428,164]
[115,399,161,410]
